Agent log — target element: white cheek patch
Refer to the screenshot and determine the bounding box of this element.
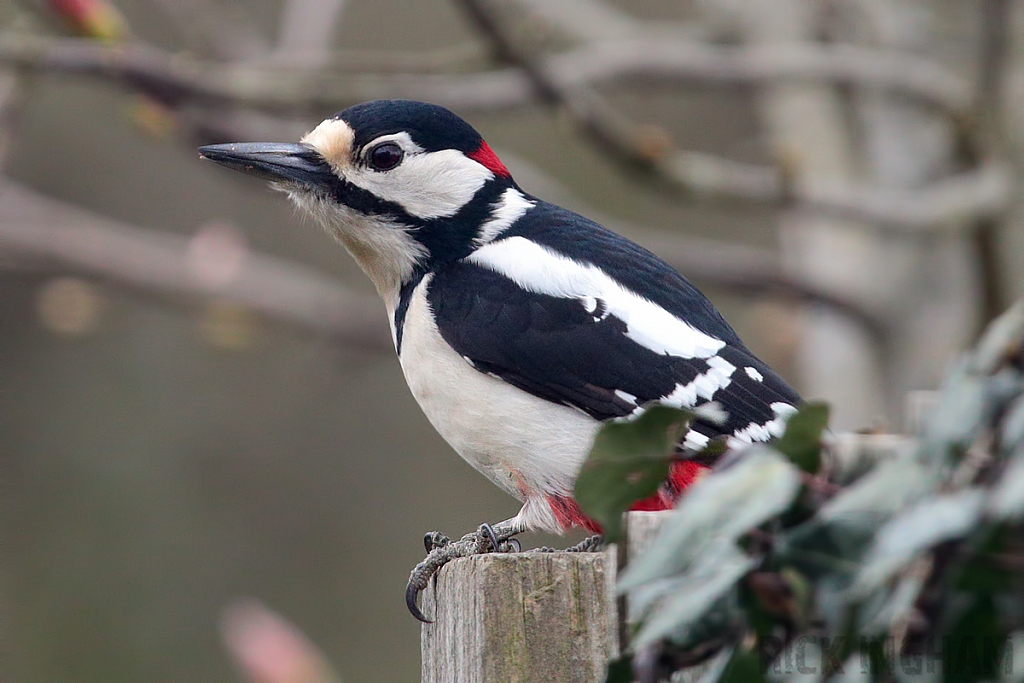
[476,188,535,245]
[346,148,495,220]
[466,237,726,359]
[301,122,494,220]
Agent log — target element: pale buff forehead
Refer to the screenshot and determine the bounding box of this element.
[301,118,355,170]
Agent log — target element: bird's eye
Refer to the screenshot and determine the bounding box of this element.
[367,142,404,171]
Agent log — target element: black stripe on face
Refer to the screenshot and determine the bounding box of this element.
[411,181,511,266]
[320,174,411,221]
[318,174,514,268]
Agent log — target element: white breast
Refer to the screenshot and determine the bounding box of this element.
[397,275,600,532]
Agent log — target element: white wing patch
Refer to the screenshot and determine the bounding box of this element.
[660,355,736,408]
[745,366,764,382]
[728,402,798,448]
[467,237,726,359]
[475,188,535,245]
[614,389,638,406]
[683,429,710,450]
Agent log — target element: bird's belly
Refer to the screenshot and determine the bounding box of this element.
[398,279,600,517]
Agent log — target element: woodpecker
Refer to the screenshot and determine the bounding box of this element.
[199,99,801,620]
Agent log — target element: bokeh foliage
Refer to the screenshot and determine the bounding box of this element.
[576,302,1024,683]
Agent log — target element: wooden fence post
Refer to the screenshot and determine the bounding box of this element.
[420,512,673,683]
[420,548,618,683]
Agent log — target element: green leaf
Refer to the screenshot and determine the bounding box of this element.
[859,571,927,636]
[741,569,813,640]
[693,646,735,683]
[1001,396,1024,454]
[696,436,730,463]
[972,300,1024,374]
[773,401,830,473]
[575,405,693,542]
[942,595,1009,683]
[779,457,935,578]
[989,448,1024,520]
[633,546,756,648]
[604,655,633,683]
[817,457,934,524]
[922,359,988,457]
[852,489,985,596]
[718,643,767,683]
[956,526,1014,594]
[620,447,801,591]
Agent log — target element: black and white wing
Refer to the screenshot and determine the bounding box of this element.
[425,206,800,446]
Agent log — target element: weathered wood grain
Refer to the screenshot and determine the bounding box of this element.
[421,548,618,683]
[419,512,678,682]
[626,510,673,565]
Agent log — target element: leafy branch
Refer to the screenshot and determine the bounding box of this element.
[575,301,1024,683]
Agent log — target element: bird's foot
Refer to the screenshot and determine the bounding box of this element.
[406,522,521,623]
[530,534,606,553]
[566,534,605,552]
[422,531,451,553]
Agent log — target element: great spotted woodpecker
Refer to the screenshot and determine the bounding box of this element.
[199,99,801,621]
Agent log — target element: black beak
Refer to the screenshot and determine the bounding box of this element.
[198,142,335,189]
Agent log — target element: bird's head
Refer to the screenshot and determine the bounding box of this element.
[199,100,522,302]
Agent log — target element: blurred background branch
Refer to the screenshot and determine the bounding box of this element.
[0,0,1012,346]
[0,0,1021,681]
[0,179,391,350]
[0,32,977,114]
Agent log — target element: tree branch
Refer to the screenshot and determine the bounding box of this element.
[970,0,1013,329]
[0,31,973,114]
[272,0,347,67]
[630,228,885,338]
[0,179,392,350]
[0,29,1006,229]
[454,0,1011,232]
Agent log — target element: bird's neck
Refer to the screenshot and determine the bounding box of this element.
[303,196,427,312]
[337,229,425,313]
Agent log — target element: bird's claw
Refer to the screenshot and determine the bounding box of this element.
[423,531,451,553]
[406,524,521,623]
[566,534,605,553]
[478,522,501,551]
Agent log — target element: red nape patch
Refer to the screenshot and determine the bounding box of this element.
[547,494,603,533]
[467,141,511,178]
